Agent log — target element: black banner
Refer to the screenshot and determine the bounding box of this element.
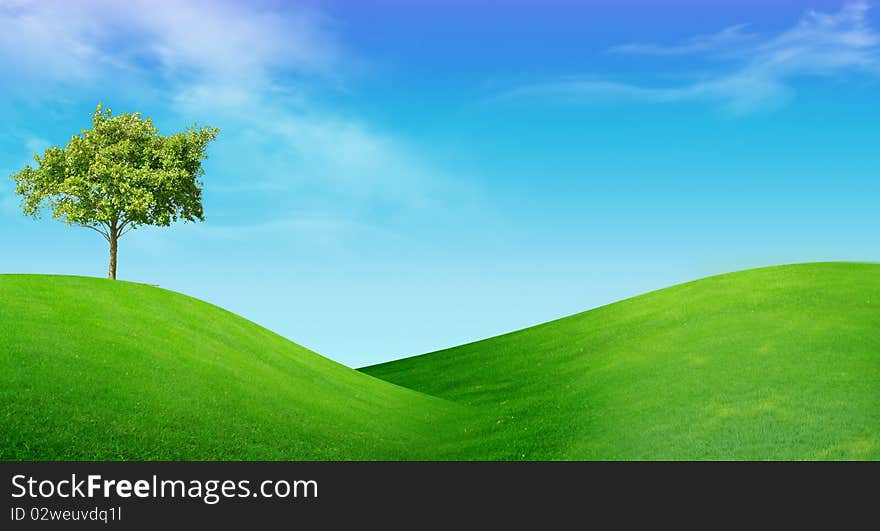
[2,462,875,528]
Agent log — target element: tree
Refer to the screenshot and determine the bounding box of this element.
[10,104,219,280]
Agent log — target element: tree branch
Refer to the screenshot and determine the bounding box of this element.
[118,218,135,238]
[75,222,111,242]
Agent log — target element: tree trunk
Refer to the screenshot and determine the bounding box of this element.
[108,230,118,280]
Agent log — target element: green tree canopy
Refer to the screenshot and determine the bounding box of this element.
[10,104,218,279]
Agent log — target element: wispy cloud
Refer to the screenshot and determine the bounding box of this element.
[611,24,757,56]
[181,213,401,249]
[0,0,340,89]
[505,2,880,114]
[0,0,465,237]
[0,0,107,81]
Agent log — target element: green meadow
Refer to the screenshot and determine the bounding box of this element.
[0,275,466,460]
[2,263,878,460]
[364,262,880,460]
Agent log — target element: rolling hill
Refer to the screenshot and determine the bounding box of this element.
[363,263,880,460]
[0,275,468,460]
[2,263,878,460]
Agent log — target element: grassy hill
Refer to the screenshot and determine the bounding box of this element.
[3,263,878,460]
[363,263,880,460]
[0,275,468,460]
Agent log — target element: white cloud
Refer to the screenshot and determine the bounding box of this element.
[0,0,111,82]
[189,104,465,214]
[133,1,338,79]
[181,213,398,247]
[611,24,757,56]
[0,0,462,233]
[267,114,452,208]
[0,0,340,89]
[505,2,880,114]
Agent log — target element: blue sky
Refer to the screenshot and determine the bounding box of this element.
[1,0,878,367]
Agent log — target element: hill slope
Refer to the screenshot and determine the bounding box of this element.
[363,263,880,460]
[0,275,467,460]
[4,264,878,460]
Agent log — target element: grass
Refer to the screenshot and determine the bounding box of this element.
[362,263,880,460]
[2,263,878,460]
[0,275,467,460]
